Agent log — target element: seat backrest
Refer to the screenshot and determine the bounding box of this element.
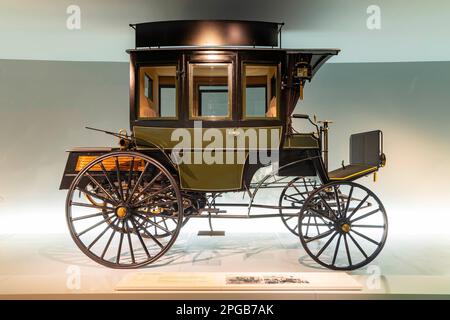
[350,130,383,166]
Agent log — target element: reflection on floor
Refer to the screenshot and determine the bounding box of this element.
[0,232,450,299]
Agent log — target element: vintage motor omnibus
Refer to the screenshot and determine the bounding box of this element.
[60,20,387,270]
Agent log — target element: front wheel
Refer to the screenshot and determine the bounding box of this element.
[298,181,388,270]
[66,151,183,269]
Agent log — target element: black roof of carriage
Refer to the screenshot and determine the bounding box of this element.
[127,20,340,76]
[128,20,339,52]
[130,20,284,48]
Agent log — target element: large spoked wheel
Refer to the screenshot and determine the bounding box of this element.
[279,177,318,236]
[66,151,183,269]
[298,181,388,270]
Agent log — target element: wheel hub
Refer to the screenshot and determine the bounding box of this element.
[335,218,351,234]
[341,223,351,233]
[116,206,128,219]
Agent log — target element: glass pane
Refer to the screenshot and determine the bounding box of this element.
[139,66,177,118]
[246,86,266,117]
[190,63,231,118]
[244,65,277,118]
[160,87,176,117]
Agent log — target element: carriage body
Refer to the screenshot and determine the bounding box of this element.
[60,20,388,270]
[61,46,337,192]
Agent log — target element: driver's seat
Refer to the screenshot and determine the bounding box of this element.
[328,130,385,182]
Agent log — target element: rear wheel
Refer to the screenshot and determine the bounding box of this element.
[279,177,318,236]
[298,181,388,270]
[66,151,183,269]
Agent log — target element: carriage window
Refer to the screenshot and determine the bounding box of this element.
[139,66,177,119]
[189,63,232,118]
[243,65,278,118]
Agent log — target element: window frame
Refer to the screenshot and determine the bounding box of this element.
[137,64,179,120]
[188,62,233,120]
[242,63,280,121]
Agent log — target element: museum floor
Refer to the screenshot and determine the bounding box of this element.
[1,230,449,299]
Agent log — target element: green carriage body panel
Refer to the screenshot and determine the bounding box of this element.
[133,125,282,190]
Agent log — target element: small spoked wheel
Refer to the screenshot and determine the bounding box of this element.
[279,177,318,236]
[298,181,388,270]
[66,151,183,268]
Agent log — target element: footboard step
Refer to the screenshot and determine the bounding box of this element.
[197,230,226,236]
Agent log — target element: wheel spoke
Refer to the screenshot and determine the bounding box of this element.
[126,157,135,201]
[70,201,111,210]
[124,221,135,264]
[316,231,338,258]
[101,227,117,259]
[307,208,335,222]
[317,193,338,220]
[71,210,114,222]
[305,215,312,236]
[77,216,113,237]
[134,184,173,207]
[332,234,342,266]
[114,157,124,201]
[284,194,303,204]
[348,232,368,259]
[85,173,117,204]
[131,171,164,204]
[343,234,352,266]
[350,208,380,223]
[162,217,169,231]
[303,178,310,194]
[351,229,380,246]
[316,215,334,230]
[293,185,305,200]
[136,213,173,235]
[313,216,320,235]
[352,224,385,228]
[132,217,164,249]
[333,186,342,218]
[126,162,151,204]
[77,187,116,206]
[305,228,334,244]
[343,186,353,218]
[99,162,122,200]
[116,224,124,264]
[347,194,370,220]
[129,218,151,258]
[88,217,119,250]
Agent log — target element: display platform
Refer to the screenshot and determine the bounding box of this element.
[1,232,450,299]
[115,272,362,291]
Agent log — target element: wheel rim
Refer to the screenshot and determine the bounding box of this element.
[298,182,388,270]
[66,151,183,268]
[279,177,318,236]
